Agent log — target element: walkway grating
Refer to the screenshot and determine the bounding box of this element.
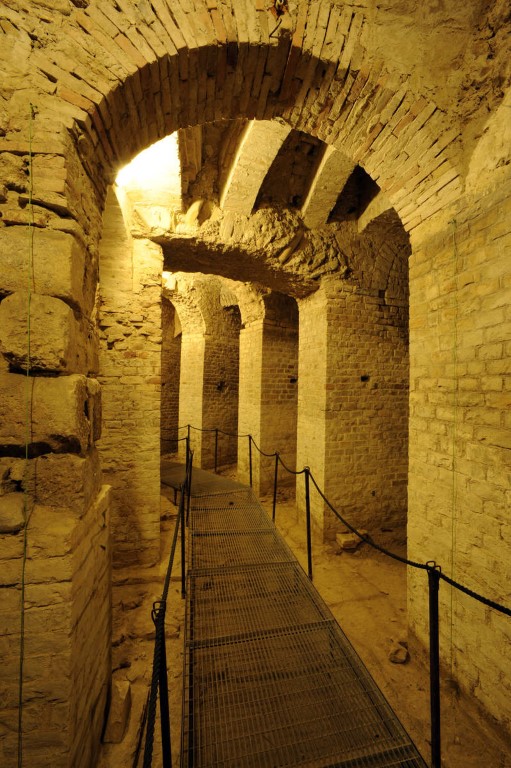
[181,486,428,768]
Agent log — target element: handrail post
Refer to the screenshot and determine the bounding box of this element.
[428,562,442,768]
[214,428,218,474]
[180,485,186,599]
[272,453,279,522]
[187,451,193,525]
[248,435,253,488]
[304,468,313,581]
[158,613,172,768]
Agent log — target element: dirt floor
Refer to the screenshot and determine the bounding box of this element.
[98,479,511,768]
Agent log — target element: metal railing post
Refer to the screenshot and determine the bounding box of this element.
[304,468,313,581]
[158,615,172,768]
[272,453,279,522]
[180,486,186,599]
[248,435,253,488]
[214,428,218,473]
[428,563,442,768]
[186,451,193,525]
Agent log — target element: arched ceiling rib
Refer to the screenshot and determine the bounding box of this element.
[301,146,356,228]
[219,120,292,215]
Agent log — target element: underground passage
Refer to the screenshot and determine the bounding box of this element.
[1,1,510,766]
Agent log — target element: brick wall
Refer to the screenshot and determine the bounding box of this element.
[297,280,409,540]
[407,180,511,730]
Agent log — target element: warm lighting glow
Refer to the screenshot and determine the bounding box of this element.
[116,133,181,194]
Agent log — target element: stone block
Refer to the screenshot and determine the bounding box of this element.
[0,372,91,455]
[0,457,26,493]
[27,504,77,559]
[103,678,131,743]
[0,227,92,313]
[388,640,409,664]
[32,450,102,514]
[0,493,26,533]
[86,378,102,442]
[0,292,93,373]
[335,529,369,551]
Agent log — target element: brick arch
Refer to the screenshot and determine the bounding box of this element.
[20,1,462,239]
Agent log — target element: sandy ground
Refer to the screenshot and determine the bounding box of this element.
[98,481,511,768]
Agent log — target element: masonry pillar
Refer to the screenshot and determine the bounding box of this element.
[171,276,240,470]
[0,134,111,766]
[297,279,409,540]
[97,188,162,568]
[161,299,182,455]
[238,294,299,494]
[178,332,207,464]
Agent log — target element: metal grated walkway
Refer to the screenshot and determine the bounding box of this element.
[181,486,428,768]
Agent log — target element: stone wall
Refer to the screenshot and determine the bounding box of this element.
[407,179,511,731]
[0,128,110,765]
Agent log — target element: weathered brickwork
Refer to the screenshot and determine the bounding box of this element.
[169,276,240,468]
[407,180,511,731]
[297,280,409,539]
[97,190,162,567]
[238,293,299,493]
[160,297,182,454]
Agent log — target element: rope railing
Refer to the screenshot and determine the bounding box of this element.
[139,450,193,768]
[175,423,510,768]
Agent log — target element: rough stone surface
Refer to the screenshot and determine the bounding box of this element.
[103,678,131,744]
[0,373,96,456]
[336,530,369,551]
[0,227,93,314]
[0,292,96,374]
[388,640,410,665]
[0,493,25,533]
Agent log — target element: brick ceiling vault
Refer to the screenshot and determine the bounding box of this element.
[11,0,492,236]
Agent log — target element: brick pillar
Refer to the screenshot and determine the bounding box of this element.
[97,190,162,567]
[161,298,182,455]
[180,331,239,471]
[297,280,409,540]
[178,332,206,465]
[238,300,299,494]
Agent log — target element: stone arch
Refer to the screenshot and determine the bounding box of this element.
[13,1,467,248]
